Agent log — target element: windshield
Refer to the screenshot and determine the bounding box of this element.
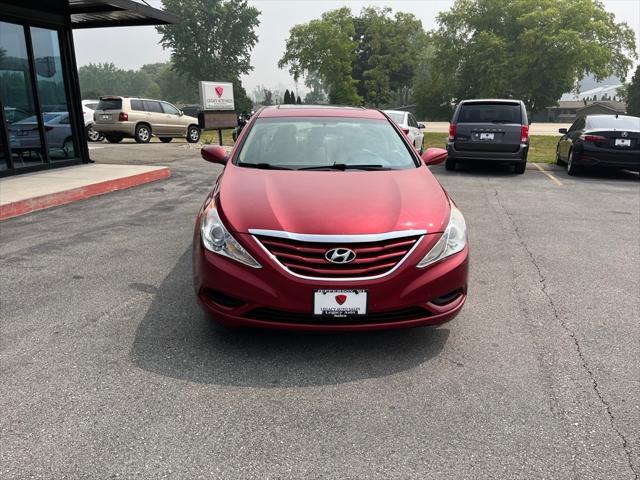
[458,103,522,124]
[385,112,406,124]
[236,117,418,170]
[587,116,640,130]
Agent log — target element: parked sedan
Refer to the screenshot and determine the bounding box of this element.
[192,105,469,331]
[8,112,73,158]
[556,114,640,175]
[383,110,425,153]
[82,99,103,142]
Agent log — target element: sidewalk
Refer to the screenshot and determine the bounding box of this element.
[0,163,170,221]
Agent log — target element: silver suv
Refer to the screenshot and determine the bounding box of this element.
[93,96,201,144]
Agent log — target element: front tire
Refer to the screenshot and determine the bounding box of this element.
[134,124,151,144]
[567,149,581,176]
[445,157,456,171]
[62,137,74,158]
[86,124,102,142]
[187,125,201,143]
[159,137,172,143]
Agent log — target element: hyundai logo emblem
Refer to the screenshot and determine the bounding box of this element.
[325,248,356,264]
[621,131,629,137]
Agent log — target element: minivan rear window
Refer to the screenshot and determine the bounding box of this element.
[97,99,122,111]
[458,103,521,124]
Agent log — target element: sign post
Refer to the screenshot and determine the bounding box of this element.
[198,81,237,146]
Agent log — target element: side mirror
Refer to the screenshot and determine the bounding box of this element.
[201,145,228,165]
[179,110,184,116]
[418,123,426,129]
[558,128,567,134]
[421,147,448,166]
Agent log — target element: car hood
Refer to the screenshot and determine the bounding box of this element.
[217,166,451,235]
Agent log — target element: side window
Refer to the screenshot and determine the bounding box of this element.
[569,118,585,132]
[59,115,69,125]
[568,119,580,132]
[161,102,180,115]
[143,101,163,113]
[130,100,144,111]
[408,114,418,128]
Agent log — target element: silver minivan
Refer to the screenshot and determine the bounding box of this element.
[94,96,201,144]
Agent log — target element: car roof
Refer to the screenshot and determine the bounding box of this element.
[586,114,638,120]
[459,99,522,104]
[258,105,386,119]
[382,110,407,115]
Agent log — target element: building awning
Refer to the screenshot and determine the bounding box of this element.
[69,0,180,28]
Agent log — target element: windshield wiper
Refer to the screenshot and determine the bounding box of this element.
[237,162,293,170]
[298,163,389,171]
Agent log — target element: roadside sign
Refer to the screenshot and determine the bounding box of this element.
[199,81,234,111]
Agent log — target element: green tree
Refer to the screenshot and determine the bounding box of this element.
[157,0,260,111]
[416,0,637,117]
[626,65,640,116]
[353,7,426,106]
[279,7,361,105]
[284,89,291,104]
[296,95,302,104]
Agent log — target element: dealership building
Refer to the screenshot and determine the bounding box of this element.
[0,0,178,177]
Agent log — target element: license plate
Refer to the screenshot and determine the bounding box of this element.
[101,114,111,120]
[313,289,367,316]
[615,138,631,147]
[480,132,494,140]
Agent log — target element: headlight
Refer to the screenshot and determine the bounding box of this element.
[417,204,467,268]
[201,204,261,268]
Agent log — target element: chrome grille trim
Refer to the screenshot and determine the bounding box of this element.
[251,234,425,282]
[248,229,427,243]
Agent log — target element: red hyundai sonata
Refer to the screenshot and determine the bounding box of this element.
[193,105,468,331]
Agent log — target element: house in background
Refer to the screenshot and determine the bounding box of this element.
[544,100,627,123]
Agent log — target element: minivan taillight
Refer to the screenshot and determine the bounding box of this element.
[118,112,128,121]
[580,134,606,142]
[448,123,456,141]
[520,125,529,143]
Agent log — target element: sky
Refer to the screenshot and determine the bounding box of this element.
[72,0,640,94]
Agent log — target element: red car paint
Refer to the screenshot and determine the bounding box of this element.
[193,106,469,331]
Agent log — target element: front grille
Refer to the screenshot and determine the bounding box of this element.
[245,307,430,325]
[255,235,420,279]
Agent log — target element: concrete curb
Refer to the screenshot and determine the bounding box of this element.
[0,167,170,221]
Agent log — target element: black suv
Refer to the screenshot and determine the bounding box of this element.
[446,99,530,174]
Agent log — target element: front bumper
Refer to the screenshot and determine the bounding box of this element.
[446,142,528,162]
[193,230,469,331]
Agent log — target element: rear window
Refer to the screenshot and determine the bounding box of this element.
[237,117,418,170]
[458,103,522,124]
[97,99,122,111]
[386,112,405,124]
[587,116,640,130]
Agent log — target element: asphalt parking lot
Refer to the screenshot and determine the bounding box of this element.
[1,143,639,479]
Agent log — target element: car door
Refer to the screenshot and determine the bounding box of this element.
[143,100,166,135]
[561,118,584,160]
[160,102,185,136]
[408,113,423,149]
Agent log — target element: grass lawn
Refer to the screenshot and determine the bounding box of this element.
[424,132,559,164]
[201,129,235,146]
[202,129,560,164]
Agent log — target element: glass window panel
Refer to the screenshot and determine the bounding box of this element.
[161,102,180,115]
[31,26,75,161]
[0,21,44,169]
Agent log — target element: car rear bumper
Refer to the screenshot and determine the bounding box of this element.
[576,146,640,169]
[94,122,136,137]
[193,232,469,332]
[447,142,528,162]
